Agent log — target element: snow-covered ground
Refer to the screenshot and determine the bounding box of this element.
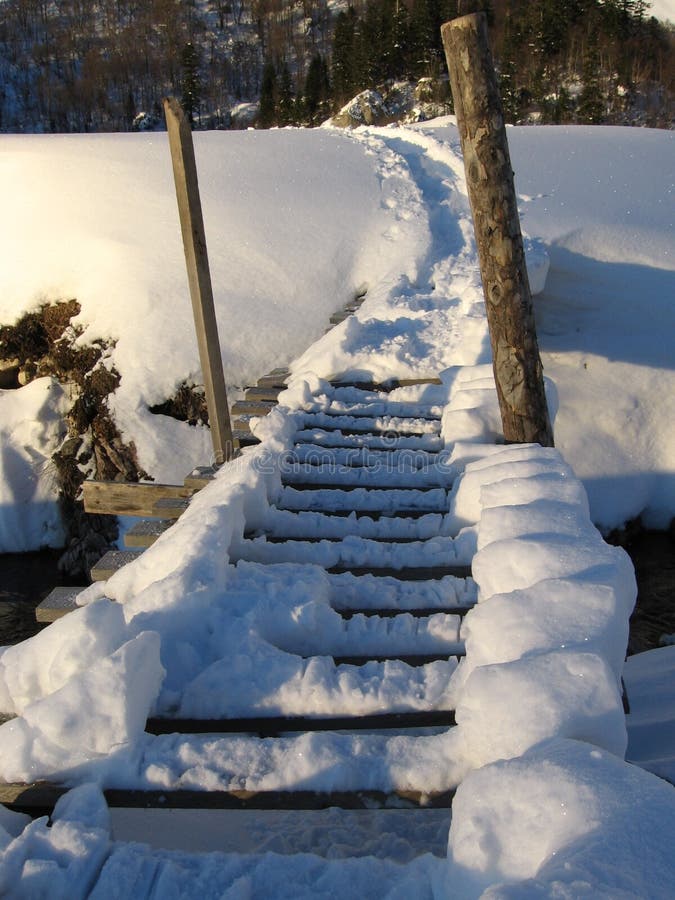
[0,121,674,896]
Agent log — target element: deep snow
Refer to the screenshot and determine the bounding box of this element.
[0,120,673,896]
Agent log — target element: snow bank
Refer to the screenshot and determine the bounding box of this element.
[443,441,635,772]
[444,738,675,899]
[0,378,68,551]
[0,631,163,782]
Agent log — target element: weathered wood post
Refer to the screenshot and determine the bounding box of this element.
[163,96,236,465]
[441,11,554,446]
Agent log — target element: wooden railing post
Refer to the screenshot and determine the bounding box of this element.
[441,13,554,447]
[163,96,236,465]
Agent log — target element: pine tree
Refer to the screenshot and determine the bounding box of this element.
[258,60,278,127]
[578,28,605,123]
[332,7,360,104]
[303,53,331,125]
[277,62,295,125]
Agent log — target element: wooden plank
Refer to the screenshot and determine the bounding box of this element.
[164,97,236,464]
[233,428,260,447]
[329,377,442,391]
[124,520,171,548]
[154,497,191,519]
[338,606,474,619]
[91,550,143,581]
[279,481,443,493]
[35,587,86,622]
[0,783,454,815]
[273,506,446,520]
[184,465,218,491]
[231,399,277,417]
[257,369,289,389]
[245,386,283,402]
[332,652,463,665]
[83,481,193,517]
[146,709,456,736]
[248,534,426,544]
[299,422,439,437]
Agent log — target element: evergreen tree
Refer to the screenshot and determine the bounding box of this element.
[277,62,295,125]
[578,28,605,122]
[258,59,278,127]
[303,53,331,125]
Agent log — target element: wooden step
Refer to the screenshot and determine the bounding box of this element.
[245,385,283,402]
[327,565,472,581]
[338,606,474,619]
[184,465,218,490]
[82,481,194,517]
[328,377,443,391]
[332,652,461,665]
[289,444,441,467]
[0,783,454,816]
[233,427,260,446]
[123,519,171,548]
[91,549,143,581]
[301,418,441,438]
[305,404,441,421]
[271,506,444,521]
[231,399,277,417]
[153,497,191,519]
[35,586,85,623]
[257,369,289,389]
[245,532,425,544]
[277,486,448,514]
[280,480,444,493]
[294,428,443,452]
[145,709,456,736]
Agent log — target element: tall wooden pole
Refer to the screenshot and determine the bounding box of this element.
[441,14,554,446]
[163,96,236,465]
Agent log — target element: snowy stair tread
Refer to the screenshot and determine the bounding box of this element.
[293,428,443,451]
[289,443,442,466]
[300,411,441,435]
[281,463,453,490]
[276,485,449,513]
[250,507,446,540]
[232,535,470,570]
[301,400,443,418]
[124,519,172,547]
[91,549,143,581]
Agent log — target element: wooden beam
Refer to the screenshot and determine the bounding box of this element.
[164,96,236,465]
[83,480,193,517]
[441,14,554,447]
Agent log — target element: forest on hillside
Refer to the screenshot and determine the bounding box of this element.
[0,0,672,132]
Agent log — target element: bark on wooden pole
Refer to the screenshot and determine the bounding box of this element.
[441,14,554,446]
[163,96,236,465]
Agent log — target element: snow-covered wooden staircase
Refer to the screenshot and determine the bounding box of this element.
[12,372,477,817]
[142,377,475,807]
